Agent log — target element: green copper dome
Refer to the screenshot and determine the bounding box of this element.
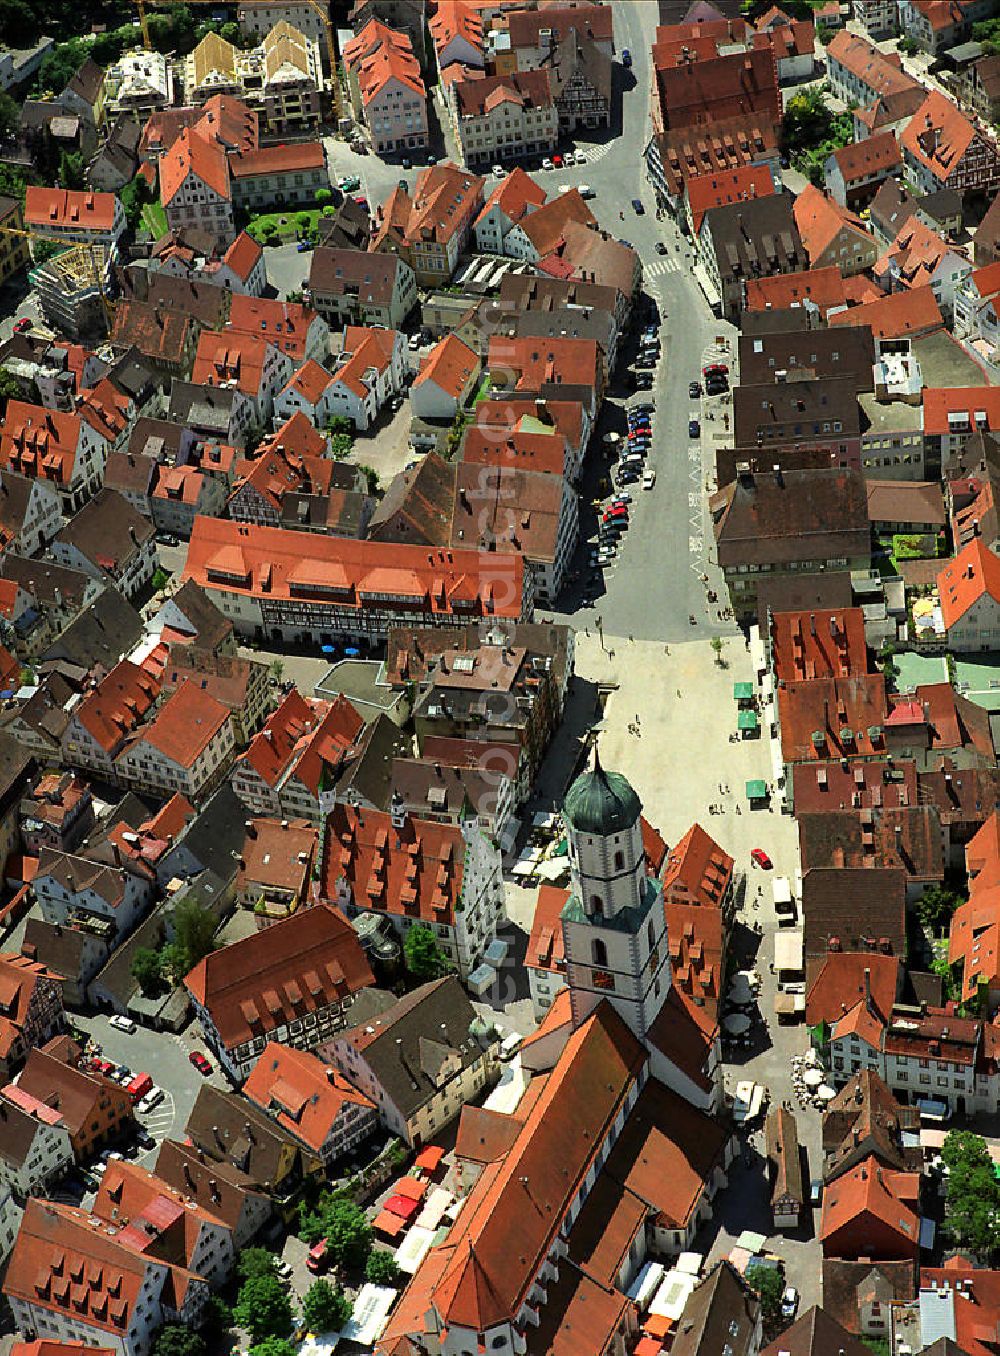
[563,749,641,835]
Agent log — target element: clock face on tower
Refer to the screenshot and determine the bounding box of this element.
[592,969,615,991]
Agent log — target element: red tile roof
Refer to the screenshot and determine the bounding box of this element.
[901,89,980,185]
[525,883,567,977]
[25,186,118,233]
[686,164,775,235]
[828,284,943,339]
[828,131,902,183]
[192,330,278,398]
[322,802,473,928]
[125,680,230,770]
[74,661,161,755]
[228,142,325,180]
[0,403,86,487]
[242,1041,373,1151]
[661,822,733,909]
[820,1154,919,1257]
[474,167,545,229]
[794,183,874,264]
[414,334,478,401]
[826,30,920,100]
[159,127,230,206]
[184,901,374,1053]
[237,691,363,795]
[227,296,322,362]
[744,264,848,315]
[778,672,888,764]
[805,951,899,1029]
[924,386,1000,439]
[770,607,869,683]
[938,537,1000,628]
[183,518,528,623]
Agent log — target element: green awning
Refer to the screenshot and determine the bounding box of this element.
[738,710,759,731]
[746,779,768,799]
[733,682,754,701]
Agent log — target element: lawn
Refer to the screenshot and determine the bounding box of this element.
[141,201,168,239]
[246,207,326,243]
[473,373,492,404]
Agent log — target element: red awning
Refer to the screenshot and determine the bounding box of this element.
[384,1194,421,1222]
[415,1145,444,1172]
[394,1176,428,1202]
[373,1210,406,1238]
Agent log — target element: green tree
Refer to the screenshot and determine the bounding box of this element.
[248,1341,297,1356]
[131,946,164,997]
[233,1275,294,1343]
[404,923,450,981]
[0,0,40,48]
[329,432,353,458]
[32,239,62,265]
[152,568,170,592]
[32,38,90,97]
[202,1293,232,1338]
[302,1280,351,1332]
[710,636,724,667]
[358,465,379,496]
[0,91,18,139]
[941,1130,1000,1255]
[323,1195,372,1268]
[152,1326,207,1356]
[328,415,353,434]
[782,86,834,155]
[269,659,285,685]
[168,894,218,975]
[745,1264,784,1327]
[365,1249,401,1285]
[916,883,962,934]
[295,211,312,234]
[0,368,23,415]
[315,188,332,207]
[237,1248,279,1282]
[121,174,153,233]
[57,149,85,190]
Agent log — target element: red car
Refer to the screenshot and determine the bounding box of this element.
[750,848,772,869]
[189,1051,212,1075]
[552,154,563,167]
[13,318,30,333]
[703,362,729,377]
[604,505,628,520]
[93,1058,115,1076]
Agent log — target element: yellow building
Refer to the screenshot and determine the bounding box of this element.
[0,198,30,285]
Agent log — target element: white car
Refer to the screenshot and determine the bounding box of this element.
[492,164,506,178]
[276,1261,294,1281]
[574,152,587,165]
[563,151,575,165]
[610,492,632,505]
[138,1088,164,1114]
[781,1287,799,1320]
[643,470,656,490]
[109,1015,136,1034]
[408,333,422,351]
[541,158,554,171]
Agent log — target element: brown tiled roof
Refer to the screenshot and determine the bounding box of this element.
[763,1304,886,1356]
[713,468,870,570]
[367,451,456,547]
[766,1104,803,1208]
[184,902,374,1053]
[802,867,907,961]
[820,1260,917,1335]
[798,804,945,881]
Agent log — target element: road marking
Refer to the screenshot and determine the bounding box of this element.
[645,258,680,278]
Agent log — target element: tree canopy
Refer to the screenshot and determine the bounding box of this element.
[915,883,963,934]
[152,1326,207,1356]
[365,1249,401,1285]
[237,1248,279,1282]
[302,1280,351,1333]
[300,1193,372,1268]
[781,87,854,186]
[233,1275,294,1343]
[404,924,450,981]
[941,1130,1000,1256]
[745,1264,784,1326]
[131,946,164,997]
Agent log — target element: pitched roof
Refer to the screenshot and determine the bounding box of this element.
[802,867,907,963]
[762,1306,877,1356]
[236,691,363,795]
[819,1155,919,1254]
[227,295,322,362]
[413,333,477,400]
[158,127,230,205]
[828,284,943,339]
[744,263,848,315]
[686,163,775,235]
[474,167,545,229]
[513,189,596,257]
[184,901,374,1054]
[243,1041,373,1151]
[794,183,875,263]
[24,186,117,233]
[125,680,230,770]
[938,536,1000,628]
[829,131,902,183]
[901,89,980,184]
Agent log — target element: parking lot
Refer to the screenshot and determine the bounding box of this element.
[73,1010,226,1167]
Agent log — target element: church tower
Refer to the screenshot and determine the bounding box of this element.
[560,750,672,1039]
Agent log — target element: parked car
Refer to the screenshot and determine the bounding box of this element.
[127,1072,153,1105]
[633,402,655,413]
[542,158,554,171]
[781,1287,799,1320]
[276,1260,294,1282]
[552,154,563,168]
[13,317,31,333]
[688,419,700,438]
[703,362,729,377]
[655,241,668,254]
[135,1128,155,1151]
[622,47,632,66]
[563,151,575,166]
[643,470,656,490]
[109,1015,136,1034]
[492,164,506,178]
[408,334,422,350]
[138,1088,164,1114]
[631,198,644,214]
[750,847,772,869]
[189,1050,213,1075]
[689,381,702,398]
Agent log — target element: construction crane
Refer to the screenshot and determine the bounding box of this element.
[135,0,340,121]
[0,225,116,329]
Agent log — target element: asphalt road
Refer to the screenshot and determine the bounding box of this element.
[535,0,739,645]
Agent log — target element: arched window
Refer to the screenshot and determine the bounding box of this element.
[592,937,608,967]
[590,893,604,918]
[614,849,624,871]
[647,920,656,951]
